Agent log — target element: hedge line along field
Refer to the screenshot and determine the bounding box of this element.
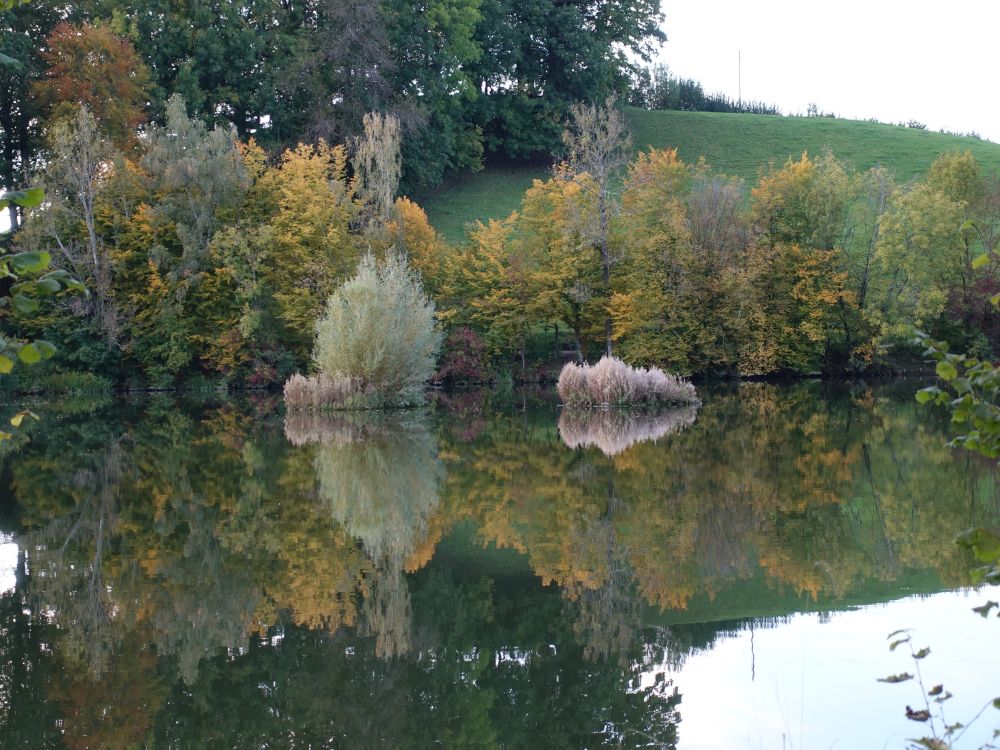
[419,108,1000,245]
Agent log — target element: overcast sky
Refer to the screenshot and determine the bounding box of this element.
[657,0,1000,142]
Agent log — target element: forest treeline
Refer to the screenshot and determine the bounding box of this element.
[8,95,1000,387]
[451,145,1000,377]
[4,5,1000,387]
[1,0,665,197]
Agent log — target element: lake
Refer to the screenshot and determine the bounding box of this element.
[0,380,996,748]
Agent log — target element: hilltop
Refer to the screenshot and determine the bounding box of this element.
[418,108,1000,245]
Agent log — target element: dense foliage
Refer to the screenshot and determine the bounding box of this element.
[1,0,665,194]
[441,146,1000,377]
[3,3,998,387]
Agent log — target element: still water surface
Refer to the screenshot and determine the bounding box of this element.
[0,380,996,748]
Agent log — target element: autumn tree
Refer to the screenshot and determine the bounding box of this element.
[351,111,401,241]
[875,181,966,333]
[142,95,247,262]
[751,150,854,251]
[612,148,697,369]
[32,21,150,151]
[446,214,548,369]
[561,96,632,355]
[260,140,357,357]
[518,170,603,359]
[390,196,451,298]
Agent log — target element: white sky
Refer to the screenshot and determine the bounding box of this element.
[657,0,1000,142]
[663,590,998,749]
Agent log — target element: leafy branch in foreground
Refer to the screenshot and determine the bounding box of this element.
[879,628,999,749]
[0,188,87,436]
[913,329,1000,460]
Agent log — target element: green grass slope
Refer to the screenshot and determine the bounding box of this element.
[419,108,1000,245]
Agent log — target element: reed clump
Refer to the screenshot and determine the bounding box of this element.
[557,355,699,407]
[283,373,375,412]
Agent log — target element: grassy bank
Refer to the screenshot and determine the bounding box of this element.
[419,108,1000,244]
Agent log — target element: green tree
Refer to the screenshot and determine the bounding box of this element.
[468,0,664,161]
[313,251,443,406]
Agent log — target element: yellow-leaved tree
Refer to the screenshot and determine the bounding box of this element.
[445,214,548,370]
[518,169,604,360]
[259,141,358,355]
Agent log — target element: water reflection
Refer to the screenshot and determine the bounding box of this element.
[558,405,699,456]
[0,382,996,746]
[288,411,445,657]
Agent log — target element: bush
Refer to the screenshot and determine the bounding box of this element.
[436,326,488,383]
[557,355,699,407]
[25,371,113,395]
[286,251,442,410]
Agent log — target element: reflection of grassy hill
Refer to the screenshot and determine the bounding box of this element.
[430,521,952,627]
[645,567,947,627]
[418,108,1000,244]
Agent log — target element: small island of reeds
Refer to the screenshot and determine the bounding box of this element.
[557,356,699,408]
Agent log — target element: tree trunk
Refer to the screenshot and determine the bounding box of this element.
[600,193,613,357]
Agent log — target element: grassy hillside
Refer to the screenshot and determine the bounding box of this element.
[418,108,1000,245]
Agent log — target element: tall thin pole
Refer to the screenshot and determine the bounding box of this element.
[738,50,742,108]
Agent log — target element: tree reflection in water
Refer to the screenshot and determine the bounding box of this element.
[0,382,996,746]
[286,411,445,657]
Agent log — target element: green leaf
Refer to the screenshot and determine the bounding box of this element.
[34,278,61,294]
[972,600,997,618]
[8,250,50,275]
[0,354,13,374]
[16,343,40,365]
[972,252,991,269]
[936,360,958,381]
[913,647,930,659]
[993,698,1000,710]
[951,377,972,395]
[915,387,939,404]
[34,340,55,359]
[0,187,43,210]
[10,410,36,427]
[12,295,38,315]
[956,528,1000,564]
[889,637,910,651]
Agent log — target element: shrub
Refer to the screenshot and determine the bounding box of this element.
[557,355,699,407]
[26,371,113,395]
[436,326,488,383]
[286,251,443,410]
